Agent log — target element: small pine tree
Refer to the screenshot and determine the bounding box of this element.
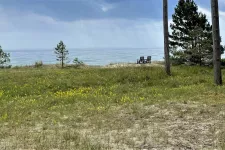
[0,45,10,67]
[54,41,69,68]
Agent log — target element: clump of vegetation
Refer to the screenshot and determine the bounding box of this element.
[54,41,69,68]
[73,58,84,67]
[34,61,43,68]
[221,58,225,67]
[0,45,10,68]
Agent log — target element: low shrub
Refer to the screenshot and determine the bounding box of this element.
[73,58,84,68]
[0,65,12,69]
[221,58,225,67]
[34,61,43,68]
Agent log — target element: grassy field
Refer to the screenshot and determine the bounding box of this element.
[0,65,225,149]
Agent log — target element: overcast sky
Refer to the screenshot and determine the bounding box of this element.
[0,0,224,50]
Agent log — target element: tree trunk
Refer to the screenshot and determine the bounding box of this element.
[163,0,171,75]
[62,52,64,68]
[211,0,222,85]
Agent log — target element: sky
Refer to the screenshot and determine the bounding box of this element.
[0,0,225,50]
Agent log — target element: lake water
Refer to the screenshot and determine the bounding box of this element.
[7,48,164,66]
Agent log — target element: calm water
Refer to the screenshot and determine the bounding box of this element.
[7,48,164,66]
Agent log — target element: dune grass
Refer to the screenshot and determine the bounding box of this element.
[0,65,225,149]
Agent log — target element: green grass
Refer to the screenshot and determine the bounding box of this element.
[0,65,225,149]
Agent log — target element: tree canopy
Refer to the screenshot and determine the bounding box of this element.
[169,0,224,66]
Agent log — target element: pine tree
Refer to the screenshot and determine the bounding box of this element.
[0,45,10,67]
[170,0,200,50]
[186,26,213,65]
[55,41,69,68]
[170,0,223,66]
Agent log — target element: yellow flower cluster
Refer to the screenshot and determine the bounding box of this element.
[54,87,93,98]
[18,98,37,105]
[53,85,146,104]
[0,113,8,121]
[54,86,119,99]
[120,95,133,103]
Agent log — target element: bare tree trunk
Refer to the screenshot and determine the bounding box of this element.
[163,0,171,75]
[62,52,64,68]
[211,0,222,85]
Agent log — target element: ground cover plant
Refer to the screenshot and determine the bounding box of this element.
[0,65,225,149]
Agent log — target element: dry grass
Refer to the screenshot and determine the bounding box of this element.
[105,62,163,68]
[1,102,225,149]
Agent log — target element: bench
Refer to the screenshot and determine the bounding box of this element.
[146,56,151,63]
[137,56,151,64]
[137,56,145,64]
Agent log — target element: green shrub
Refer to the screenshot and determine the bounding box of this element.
[221,58,225,66]
[170,57,185,66]
[73,58,84,67]
[34,61,43,68]
[0,65,11,69]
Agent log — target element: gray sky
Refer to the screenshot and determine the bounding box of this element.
[0,0,224,50]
